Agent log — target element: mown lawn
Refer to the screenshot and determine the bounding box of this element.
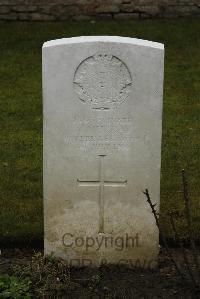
[0,19,199,244]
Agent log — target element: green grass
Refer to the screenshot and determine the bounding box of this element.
[0,19,199,243]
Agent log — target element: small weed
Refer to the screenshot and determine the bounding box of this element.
[12,252,79,298]
[0,274,31,299]
[88,274,102,291]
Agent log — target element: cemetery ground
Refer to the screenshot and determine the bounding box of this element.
[0,18,200,297]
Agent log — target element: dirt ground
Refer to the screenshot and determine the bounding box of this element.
[0,247,200,298]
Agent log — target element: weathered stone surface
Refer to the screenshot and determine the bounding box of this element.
[40,4,81,16]
[134,5,160,15]
[0,0,18,4]
[167,5,200,14]
[0,12,17,20]
[96,4,120,13]
[12,5,37,12]
[0,6,10,14]
[81,4,98,14]
[0,0,199,20]
[43,36,164,267]
[114,12,140,19]
[18,13,30,21]
[120,4,136,13]
[30,13,55,21]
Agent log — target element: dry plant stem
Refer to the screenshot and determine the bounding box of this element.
[169,213,197,286]
[143,189,185,280]
[182,169,200,278]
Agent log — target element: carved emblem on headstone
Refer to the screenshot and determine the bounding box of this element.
[73,53,132,110]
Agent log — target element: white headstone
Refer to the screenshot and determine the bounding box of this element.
[43,36,164,268]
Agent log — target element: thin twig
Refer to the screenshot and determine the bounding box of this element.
[182,169,200,279]
[143,189,185,280]
[169,212,197,286]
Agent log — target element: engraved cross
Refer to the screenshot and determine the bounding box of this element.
[77,155,127,233]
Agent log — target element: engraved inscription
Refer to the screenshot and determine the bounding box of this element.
[74,53,132,110]
[64,116,138,151]
[77,155,127,233]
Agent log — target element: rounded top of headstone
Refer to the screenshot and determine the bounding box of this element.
[43,36,164,50]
